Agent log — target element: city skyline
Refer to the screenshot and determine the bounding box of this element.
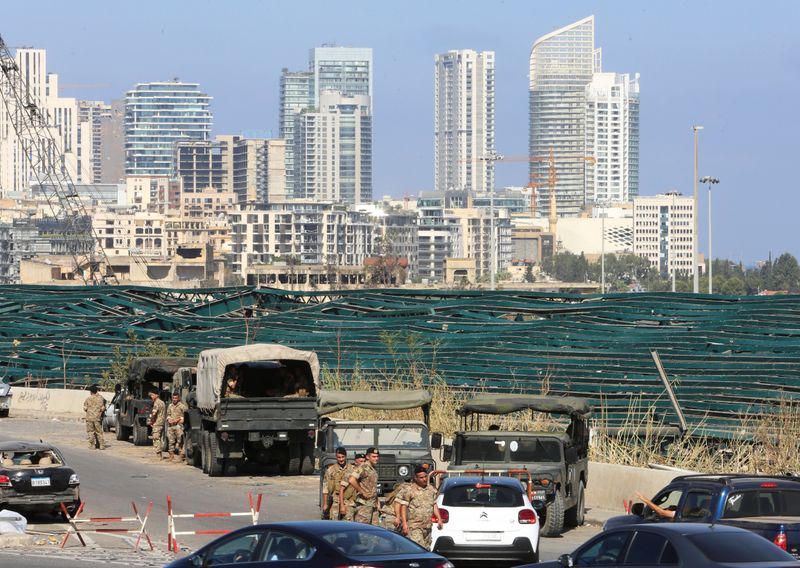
[1,0,798,263]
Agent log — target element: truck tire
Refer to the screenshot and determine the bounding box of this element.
[565,481,586,527]
[300,443,314,475]
[207,433,224,477]
[201,431,211,474]
[541,490,565,537]
[115,416,130,441]
[132,422,149,446]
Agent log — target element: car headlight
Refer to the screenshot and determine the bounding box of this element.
[68,474,80,486]
[398,465,410,477]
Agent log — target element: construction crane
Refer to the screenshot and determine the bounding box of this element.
[0,34,118,284]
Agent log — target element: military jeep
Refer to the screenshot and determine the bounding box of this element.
[441,394,591,537]
[316,390,442,504]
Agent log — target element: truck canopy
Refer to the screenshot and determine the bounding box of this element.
[457,394,591,419]
[196,344,320,410]
[317,389,432,417]
[128,357,197,383]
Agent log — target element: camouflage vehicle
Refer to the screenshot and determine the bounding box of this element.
[184,344,318,477]
[114,357,196,446]
[316,389,442,502]
[441,394,591,537]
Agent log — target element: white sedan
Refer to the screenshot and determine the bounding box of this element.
[431,476,541,566]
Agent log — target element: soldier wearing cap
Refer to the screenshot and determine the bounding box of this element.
[83,385,107,450]
[378,480,410,532]
[347,446,380,525]
[400,464,442,549]
[339,453,366,521]
[322,446,351,520]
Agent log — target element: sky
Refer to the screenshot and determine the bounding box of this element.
[3,0,799,264]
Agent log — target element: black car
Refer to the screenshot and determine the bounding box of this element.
[0,441,81,517]
[165,520,454,568]
[514,522,800,568]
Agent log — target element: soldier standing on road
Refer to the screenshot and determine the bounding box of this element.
[166,392,188,463]
[379,481,410,532]
[148,389,166,459]
[83,385,107,450]
[347,447,380,525]
[400,465,443,549]
[339,453,366,521]
[322,447,351,519]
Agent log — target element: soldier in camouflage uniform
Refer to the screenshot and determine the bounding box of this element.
[378,481,410,532]
[339,453,365,521]
[346,447,379,524]
[401,465,443,549]
[148,389,166,459]
[166,392,188,462]
[83,385,106,450]
[322,447,351,519]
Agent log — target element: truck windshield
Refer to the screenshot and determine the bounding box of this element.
[460,438,506,462]
[511,438,562,463]
[332,427,375,448]
[377,426,428,448]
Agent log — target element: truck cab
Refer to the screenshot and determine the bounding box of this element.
[442,394,591,537]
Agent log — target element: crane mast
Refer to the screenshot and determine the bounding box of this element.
[0,34,118,284]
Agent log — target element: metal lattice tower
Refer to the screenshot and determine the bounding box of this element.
[0,34,118,284]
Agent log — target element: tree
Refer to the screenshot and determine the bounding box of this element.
[721,276,745,295]
[772,253,800,292]
[524,264,535,283]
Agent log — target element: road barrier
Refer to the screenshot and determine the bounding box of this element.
[167,492,262,552]
[59,501,153,550]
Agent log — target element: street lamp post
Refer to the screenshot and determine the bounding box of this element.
[692,126,704,293]
[700,176,720,293]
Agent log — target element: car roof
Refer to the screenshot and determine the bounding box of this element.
[0,440,58,452]
[670,474,800,487]
[440,476,525,490]
[617,522,752,536]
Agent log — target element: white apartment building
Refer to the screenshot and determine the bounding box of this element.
[434,50,495,193]
[229,202,373,277]
[633,193,695,276]
[585,72,640,204]
[93,208,167,257]
[126,176,171,212]
[293,92,372,204]
[0,48,93,196]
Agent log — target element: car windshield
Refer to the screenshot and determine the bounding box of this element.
[1,450,62,468]
[688,531,795,563]
[442,484,524,507]
[320,527,426,556]
[377,426,428,448]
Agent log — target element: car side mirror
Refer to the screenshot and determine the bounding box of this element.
[559,553,574,568]
[430,432,443,449]
[631,502,644,516]
[441,445,453,463]
[191,554,204,567]
[531,499,545,511]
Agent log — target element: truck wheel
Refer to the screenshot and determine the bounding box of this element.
[300,443,314,475]
[132,422,149,446]
[208,433,224,477]
[115,416,129,441]
[201,431,211,474]
[541,491,565,537]
[565,481,586,527]
[188,438,201,468]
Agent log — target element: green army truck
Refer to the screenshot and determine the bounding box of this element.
[184,344,319,477]
[441,394,591,537]
[114,357,196,446]
[316,389,442,503]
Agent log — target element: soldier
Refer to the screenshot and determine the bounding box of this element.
[322,447,350,519]
[166,392,188,463]
[400,465,443,549]
[347,447,380,525]
[338,453,366,521]
[378,481,410,532]
[83,385,106,450]
[148,389,166,459]
[224,367,243,398]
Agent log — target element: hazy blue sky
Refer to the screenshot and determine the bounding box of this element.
[3,0,798,263]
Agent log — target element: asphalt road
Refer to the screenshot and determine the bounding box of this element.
[0,414,601,567]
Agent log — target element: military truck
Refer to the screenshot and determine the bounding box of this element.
[440,394,591,537]
[114,357,197,446]
[316,389,442,500]
[184,344,319,477]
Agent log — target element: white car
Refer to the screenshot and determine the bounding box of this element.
[431,476,541,565]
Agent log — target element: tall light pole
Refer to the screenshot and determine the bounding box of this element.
[692,126,704,293]
[700,176,720,293]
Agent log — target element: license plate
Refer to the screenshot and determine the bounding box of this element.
[31,477,50,487]
[465,532,502,542]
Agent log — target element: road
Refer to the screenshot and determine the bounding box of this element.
[0,414,602,567]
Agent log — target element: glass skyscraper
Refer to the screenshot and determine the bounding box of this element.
[124,82,212,176]
[279,70,312,197]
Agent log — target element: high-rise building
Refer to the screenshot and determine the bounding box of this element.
[585,72,640,203]
[124,81,212,177]
[99,100,126,184]
[78,101,112,185]
[279,69,312,197]
[293,92,372,204]
[434,50,495,193]
[633,193,695,277]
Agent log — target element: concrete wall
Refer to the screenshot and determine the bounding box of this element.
[6,387,112,415]
[586,461,694,513]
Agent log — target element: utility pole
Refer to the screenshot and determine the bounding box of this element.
[692,126,704,293]
[700,176,720,293]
